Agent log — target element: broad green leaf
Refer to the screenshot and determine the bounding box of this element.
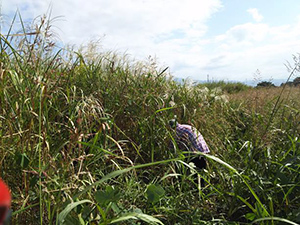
[245,213,256,221]
[146,184,165,204]
[95,186,120,206]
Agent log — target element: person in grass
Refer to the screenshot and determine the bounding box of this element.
[0,179,11,225]
[169,118,210,171]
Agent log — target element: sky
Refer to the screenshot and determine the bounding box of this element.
[1,0,300,84]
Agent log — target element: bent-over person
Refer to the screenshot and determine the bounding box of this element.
[169,119,210,184]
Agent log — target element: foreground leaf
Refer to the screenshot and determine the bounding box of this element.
[58,199,92,224]
[252,217,299,225]
[110,212,164,225]
[95,186,120,207]
[146,184,165,204]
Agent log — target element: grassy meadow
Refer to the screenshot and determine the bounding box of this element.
[0,15,300,224]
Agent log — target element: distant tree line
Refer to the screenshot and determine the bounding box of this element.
[256,77,300,87]
[256,81,275,87]
[280,77,300,87]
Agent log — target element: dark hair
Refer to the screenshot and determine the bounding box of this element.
[169,119,177,129]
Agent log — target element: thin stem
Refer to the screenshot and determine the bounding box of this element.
[39,85,44,225]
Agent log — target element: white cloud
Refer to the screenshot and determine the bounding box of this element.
[2,1,300,83]
[199,19,300,82]
[1,0,222,70]
[2,0,222,42]
[247,8,263,22]
[216,23,269,45]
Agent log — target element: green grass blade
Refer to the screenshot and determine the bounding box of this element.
[195,152,270,217]
[110,212,164,225]
[58,200,93,224]
[252,217,299,225]
[74,158,181,198]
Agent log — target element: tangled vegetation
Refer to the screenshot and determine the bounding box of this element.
[0,14,300,225]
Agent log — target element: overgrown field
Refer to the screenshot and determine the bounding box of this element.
[0,15,300,225]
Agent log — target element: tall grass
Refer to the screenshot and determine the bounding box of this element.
[197,80,251,94]
[0,13,300,224]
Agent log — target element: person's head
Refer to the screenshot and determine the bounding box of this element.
[0,179,11,225]
[168,119,178,129]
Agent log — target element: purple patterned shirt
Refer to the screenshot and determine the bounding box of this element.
[175,124,210,153]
